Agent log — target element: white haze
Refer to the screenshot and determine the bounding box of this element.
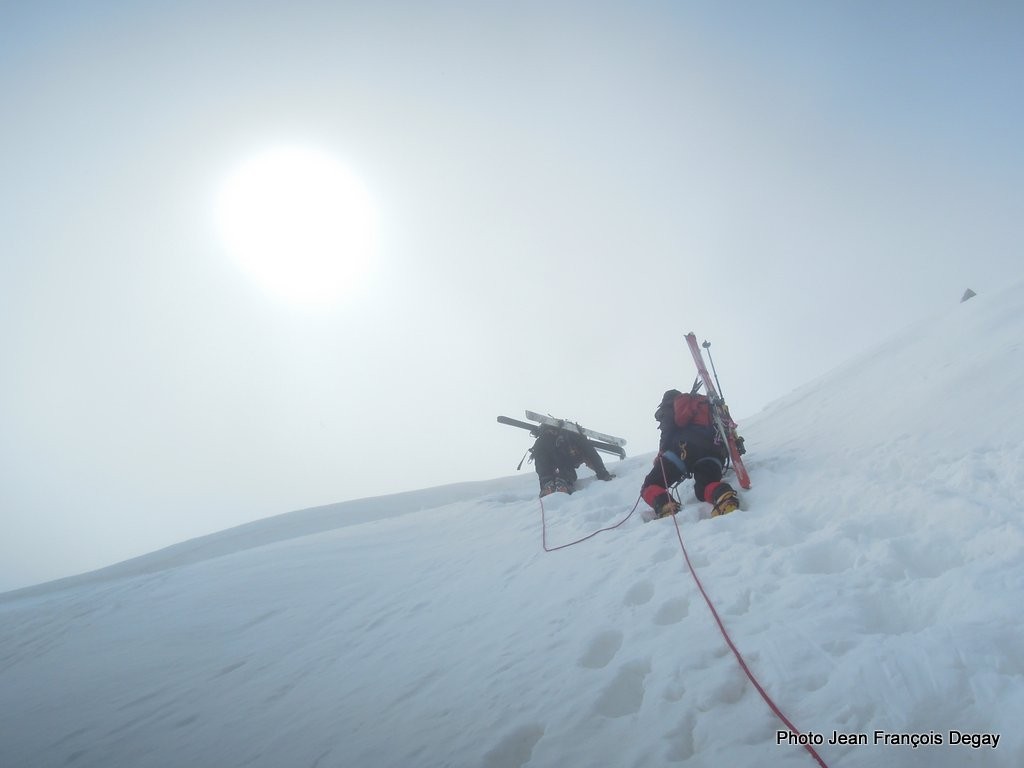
[2,281,1022,767]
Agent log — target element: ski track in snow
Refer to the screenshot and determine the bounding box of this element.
[2,283,1024,767]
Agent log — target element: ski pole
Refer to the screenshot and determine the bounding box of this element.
[702,339,726,401]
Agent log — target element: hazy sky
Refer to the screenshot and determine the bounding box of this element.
[3,1,1022,592]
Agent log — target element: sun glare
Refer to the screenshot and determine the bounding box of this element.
[215,146,377,305]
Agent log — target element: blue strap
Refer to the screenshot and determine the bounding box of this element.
[662,451,686,474]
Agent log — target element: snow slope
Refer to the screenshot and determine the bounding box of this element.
[2,284,1023,768]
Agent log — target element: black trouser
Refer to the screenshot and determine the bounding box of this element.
[642,427,727,506]
[532,432,578,487]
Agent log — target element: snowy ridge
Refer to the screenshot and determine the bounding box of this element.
[1,282,1023,768]
[0,477,528,604]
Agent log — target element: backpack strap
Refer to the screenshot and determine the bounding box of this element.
[517,447,532,470]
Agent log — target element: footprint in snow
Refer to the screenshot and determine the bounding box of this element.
[652,597,689,625]
[623,580,655,607]
[651,547,677,564]
[593,659,652,718]
[482,723,545,768]
[578,629,624,669]
[664,712,697,762]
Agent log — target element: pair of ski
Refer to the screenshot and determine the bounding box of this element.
[497,411,627,459]
[685,332,751,490]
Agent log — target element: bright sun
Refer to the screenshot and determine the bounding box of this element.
[215,146,377,305]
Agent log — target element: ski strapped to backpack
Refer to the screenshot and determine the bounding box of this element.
[684,333,751,489]
[496,412,627,459]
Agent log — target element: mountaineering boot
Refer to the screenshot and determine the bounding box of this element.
[554,477,573,494]
[539,479,557,498]
[656,499,681,518]
[709,484,739,517]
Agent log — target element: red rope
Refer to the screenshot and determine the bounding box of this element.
[539,493,642,552]
[669,513,830,768]
[538,456,828,767]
